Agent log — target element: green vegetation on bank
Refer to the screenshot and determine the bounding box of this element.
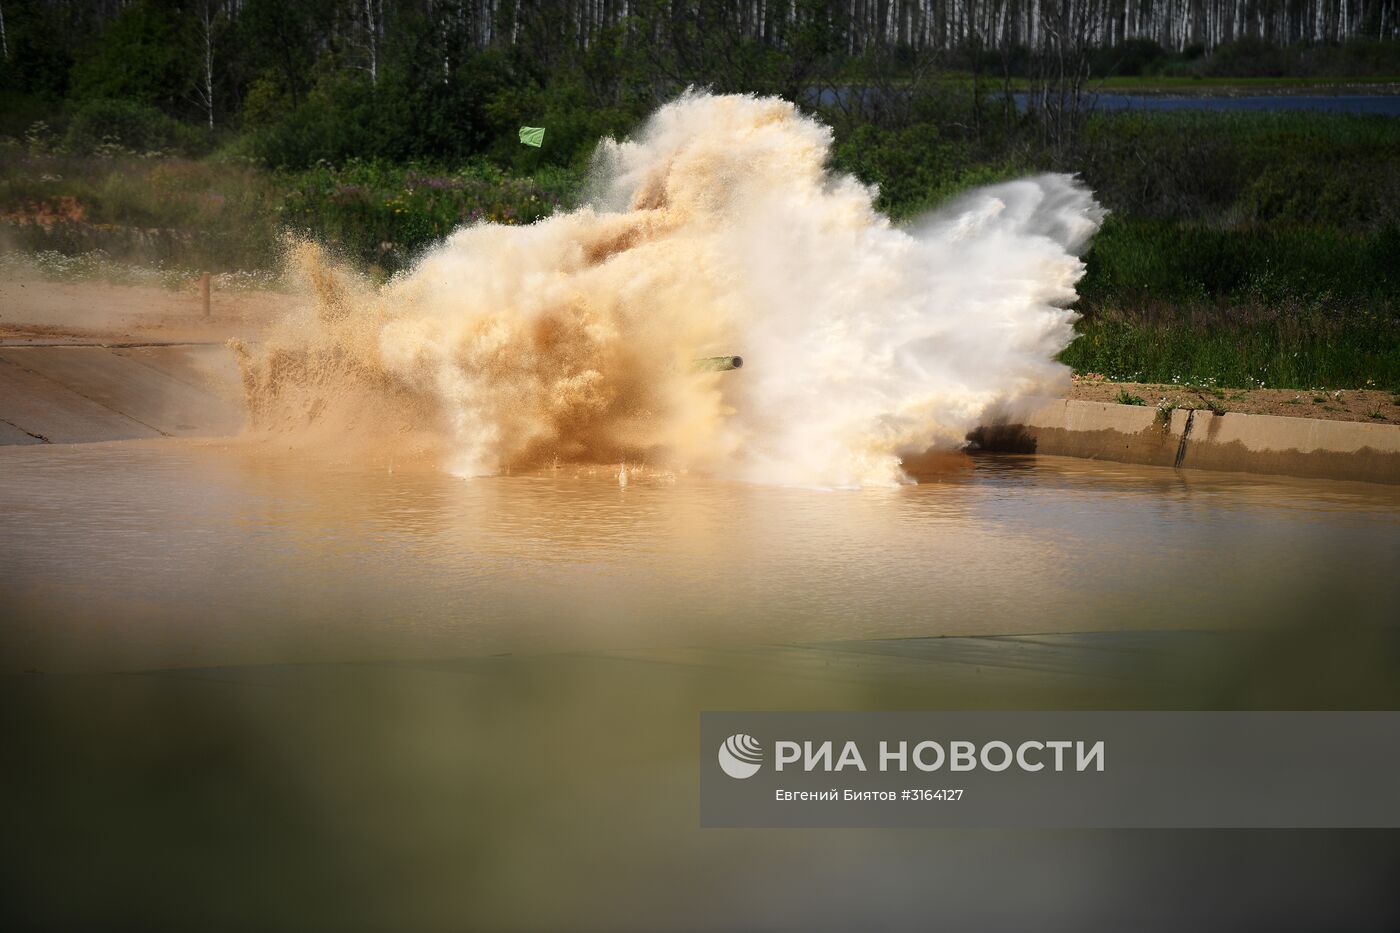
[4,107,1398,390]
[1066,215,1400,389]
[277,162,580,273]
[0,146,581,272]
[1064,112,1400,389]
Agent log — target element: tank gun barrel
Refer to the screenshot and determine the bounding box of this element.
[692,356,743,372]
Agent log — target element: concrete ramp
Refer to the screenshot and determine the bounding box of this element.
[0,345,243,445]
[0,415,48,445]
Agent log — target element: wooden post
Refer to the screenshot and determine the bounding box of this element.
[200,272,211,319]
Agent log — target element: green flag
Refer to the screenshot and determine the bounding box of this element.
[519,126,545,148]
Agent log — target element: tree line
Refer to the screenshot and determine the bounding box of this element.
[1,0,1396,165]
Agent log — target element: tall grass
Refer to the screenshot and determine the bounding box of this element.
[278,162,581,273]
[1061,111,1400,388]
[1062,304,1400,389]
[1081,217,1398,305]
[0,145,283,269]
[0,145,583,275]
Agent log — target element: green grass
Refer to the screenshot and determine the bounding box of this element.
[1064,214,1400,389]
[1079,218,1399,305]
[1062,309,1400,390]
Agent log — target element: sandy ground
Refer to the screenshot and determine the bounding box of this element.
[2,281,1396,425]
[0,278,305,345]
[1070,374,1400,426]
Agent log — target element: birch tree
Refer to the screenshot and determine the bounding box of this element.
[193,0,222,130]
[363,0,383,83]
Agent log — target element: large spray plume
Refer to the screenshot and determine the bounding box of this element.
[237,92,1103,486]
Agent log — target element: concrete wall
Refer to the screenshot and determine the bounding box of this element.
[972,400,1400,485]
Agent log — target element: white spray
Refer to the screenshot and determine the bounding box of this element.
[239,92,1103,487]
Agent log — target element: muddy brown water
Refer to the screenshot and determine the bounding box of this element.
[2,439,1396,674]
[4,440,1400,930]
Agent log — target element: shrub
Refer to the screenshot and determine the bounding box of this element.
[277,161,581,273]
[1076,111,1400,228]
[1203,38,1290,78]
[829,120,1029,220]
[1091,39,1168,78]
[63,99,206,156]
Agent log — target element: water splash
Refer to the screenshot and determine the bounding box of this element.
[237,91,1103,487]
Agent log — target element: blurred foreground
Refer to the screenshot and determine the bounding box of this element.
[3,421,1399,930]
[4,624,1400,930]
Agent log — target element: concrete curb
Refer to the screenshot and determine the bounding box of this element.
[971,399,1400,485]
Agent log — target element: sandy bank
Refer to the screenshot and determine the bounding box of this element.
[1069,375,1399,426]
[0,278,305,346]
